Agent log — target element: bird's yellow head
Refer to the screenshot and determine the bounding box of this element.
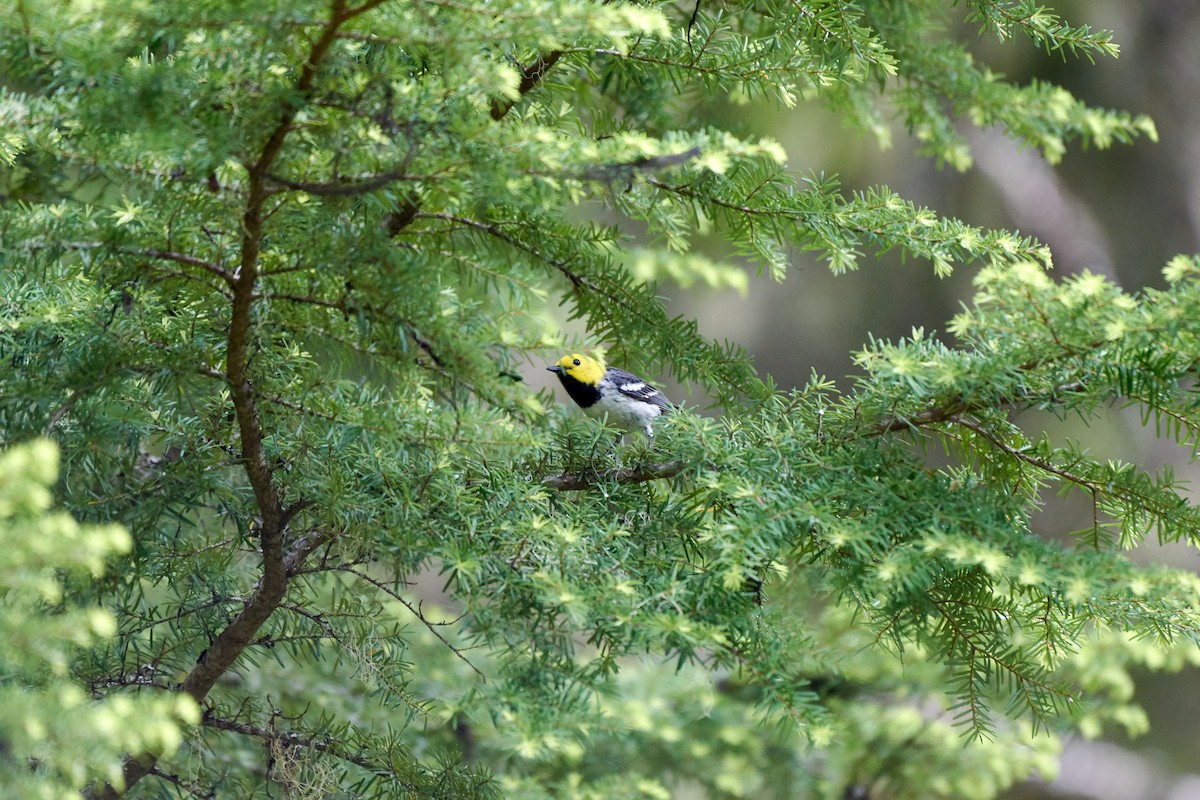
[548,353,605,386]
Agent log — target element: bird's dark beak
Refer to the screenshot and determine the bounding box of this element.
[547,366,563,375]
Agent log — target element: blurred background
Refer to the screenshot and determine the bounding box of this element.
[657,1,1200,797]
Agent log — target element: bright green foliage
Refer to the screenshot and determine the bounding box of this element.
[0,440,199,799]
[0,1,1195,798]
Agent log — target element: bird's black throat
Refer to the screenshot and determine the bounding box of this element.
[552,371,602,409]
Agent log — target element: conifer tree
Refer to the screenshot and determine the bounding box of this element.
[2,1,1197,798]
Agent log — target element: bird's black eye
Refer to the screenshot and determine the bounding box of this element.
[572,358,581,366]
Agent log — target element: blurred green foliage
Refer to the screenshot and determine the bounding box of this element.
[0,440,197,798]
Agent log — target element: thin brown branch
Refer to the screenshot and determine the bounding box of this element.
[946,412,1193,546]
[140,248,234,286]
[333,565,485,679]
[62,242,233,286]
[258,292,347,311]
[871,375,1090,436]
[202,712,423,790]
[872,399,972,435]
[542,460,686,490]
[577,146,702,182]
[141,265,235,299]
[949,413,1088,487]
[147,766,213,799]
[265,168,416,196]
[416,211,602,292]
[584,45,813,81]
[928,593,1073,715]
[44,386,85,435]
[643,176,1047,262]
[121,595,243,638]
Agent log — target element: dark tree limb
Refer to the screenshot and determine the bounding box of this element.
[490,50,564,121]
[383,198,421,236]
[871,400,974,435]
[543,460,686,490]
[266,167,416,196]
[577,146,702,182]
[88,2,380,796]
[146,767,213,799]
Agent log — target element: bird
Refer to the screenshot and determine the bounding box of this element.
[547,353,670,439]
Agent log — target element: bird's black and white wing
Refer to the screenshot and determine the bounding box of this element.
[607,367,671,411]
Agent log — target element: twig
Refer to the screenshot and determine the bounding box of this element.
[121,595,243,638]
[871,376,1089,436]
[147,766,214,799]
[333,565,485,679]
[57,242,233,286]
[416,211,603,293]
[949,413,1089,487]
[140,248,234,286]
[202,713,422,790]
[265,167,416,196]
[577,146,702,182]
[44,387,85,435]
